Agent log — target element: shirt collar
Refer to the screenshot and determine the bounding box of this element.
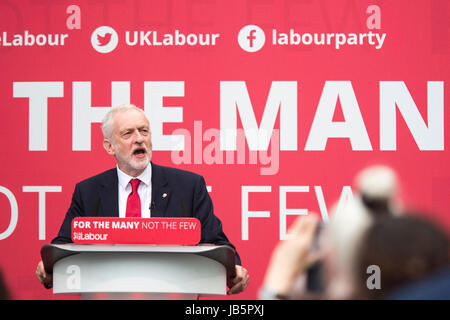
[116,163,152,189]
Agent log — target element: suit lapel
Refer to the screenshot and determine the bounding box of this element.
[98,169,119,217]
[151,162,171,217]
[97,164,172,218]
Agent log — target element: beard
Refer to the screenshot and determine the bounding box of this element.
[115,144,152,175]
[128,153,150,170]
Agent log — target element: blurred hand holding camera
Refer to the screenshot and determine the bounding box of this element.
[261,214,323,299]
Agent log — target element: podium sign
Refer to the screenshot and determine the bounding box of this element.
[72,217,201,245]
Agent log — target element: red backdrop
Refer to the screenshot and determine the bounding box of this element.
[0,0,449,299]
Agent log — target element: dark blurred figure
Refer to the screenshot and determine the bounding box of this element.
[387,265,450,300]
[0,269,11,300]
[355,214,449,300]
[259,165,450,300]
[259,165,403,299]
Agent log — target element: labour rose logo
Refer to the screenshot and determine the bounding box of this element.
[91,26,118,53]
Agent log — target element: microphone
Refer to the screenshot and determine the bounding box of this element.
[181,199,191,217]
[93,197,100,217]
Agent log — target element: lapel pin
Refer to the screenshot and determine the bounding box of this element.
[162,193,167,198]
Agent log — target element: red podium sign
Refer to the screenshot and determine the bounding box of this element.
[71,217,201,245]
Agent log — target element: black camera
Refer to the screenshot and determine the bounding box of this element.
[306,222,325,293]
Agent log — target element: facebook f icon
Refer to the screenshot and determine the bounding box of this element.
[238,25,265,52]
[247,29,257,47]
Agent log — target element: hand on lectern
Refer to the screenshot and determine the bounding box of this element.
[227,265,249,295]
[36,261,53,288]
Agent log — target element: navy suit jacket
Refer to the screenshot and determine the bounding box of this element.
[52,162,241,265]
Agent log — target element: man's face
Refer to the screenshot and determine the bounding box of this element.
[103,109,152,176]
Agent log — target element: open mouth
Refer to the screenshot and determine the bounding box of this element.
[133,148,147,157]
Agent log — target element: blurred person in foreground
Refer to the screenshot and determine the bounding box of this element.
[355,214,449,299]
[0,269,11,300]
[259,165,449,299]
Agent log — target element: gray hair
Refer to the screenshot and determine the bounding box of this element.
[101,104,147,140]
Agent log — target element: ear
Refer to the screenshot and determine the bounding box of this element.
[103,139,115,156]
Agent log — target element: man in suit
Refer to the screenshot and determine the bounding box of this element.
[36,104,249,295]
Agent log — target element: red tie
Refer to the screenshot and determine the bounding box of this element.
[125,179,141,217]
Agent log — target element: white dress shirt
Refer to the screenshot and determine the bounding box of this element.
[117,164,152,218]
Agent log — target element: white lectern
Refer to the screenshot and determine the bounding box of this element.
[41,244,236,300]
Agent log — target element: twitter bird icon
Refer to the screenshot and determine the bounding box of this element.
[97,32,112,46]
[91,26,118,53]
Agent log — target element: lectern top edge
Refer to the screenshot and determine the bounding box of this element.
[41,243,237,279]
